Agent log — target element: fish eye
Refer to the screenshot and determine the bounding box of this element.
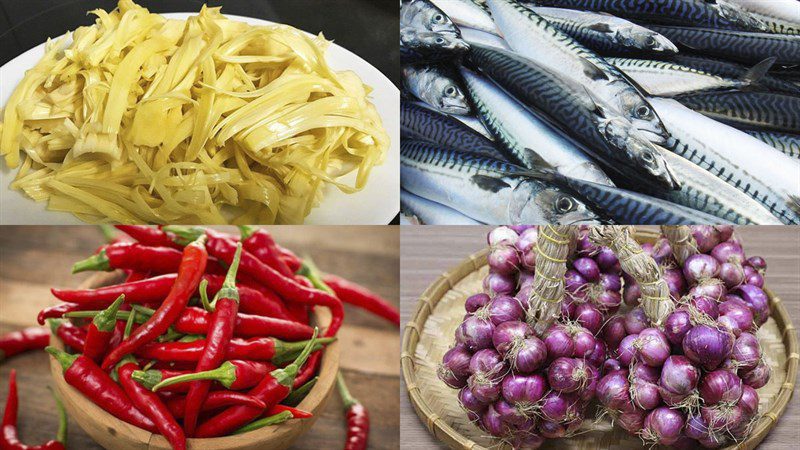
[641,151,655,163]
[433,14,445,23]
[636,105,652,119]
[555,196,575,213]
[646,36,656,47]
[435,36,445,44]
[444,86,457,96]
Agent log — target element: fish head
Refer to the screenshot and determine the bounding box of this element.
[400,28,470,54]
[510,180,601,225]
[618,27,678,54]
[614,90,670,145]
[428,77,470,115]
[400,0,460,34]
[596,116,679,190]
[712,0,769,31]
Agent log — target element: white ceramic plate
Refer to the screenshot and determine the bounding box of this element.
[0,13,399,225]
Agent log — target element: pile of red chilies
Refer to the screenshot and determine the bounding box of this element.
[0,225,394,450]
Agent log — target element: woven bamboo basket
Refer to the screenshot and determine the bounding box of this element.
[401,229,798,450]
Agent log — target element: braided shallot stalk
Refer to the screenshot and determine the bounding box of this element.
[527,225,574,335]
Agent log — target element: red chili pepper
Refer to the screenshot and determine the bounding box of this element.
[115,225,182,249]
[0,327,49,362]
[165,228,343,338]
[134,336,332,363]
[267,404,312,419]
[174,307,314,340]
[46,347,157,433]
[293,352,322,389]
[116,358,185,450]
[71,242,224,276]
[52,274,292,320]
[124,271,150,283]
[323,274,400,326]
[1,370,67,450]
[165,391,266,418]
[239,226,294,277]
[180,243,243,436]
[47,320,86,351]
[277,246,302,273]
[82,295,124,362]
[38,303,101,325]
[101,236,208,370]
[337,372,369,450]
[193,329,319,438]
[131,361,276,393]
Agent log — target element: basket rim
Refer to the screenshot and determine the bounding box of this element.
[401,229,798,450]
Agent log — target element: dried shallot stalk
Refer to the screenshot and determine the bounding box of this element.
[527,225,574,335]
[661,225,698,266]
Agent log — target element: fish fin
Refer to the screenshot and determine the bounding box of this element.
[578,57,609,81]
[471,174,511,193]
[676,39,702,52]
[587,22,613,33]
[581,86,612,119]
[521,148,556,171]
[742,57,776,84]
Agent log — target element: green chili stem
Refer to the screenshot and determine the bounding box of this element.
[233,411,292,434]
[336,372,359,409]
[151,361,237,391]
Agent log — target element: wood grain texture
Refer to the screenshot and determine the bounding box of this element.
[400,226,800,449]
[0,226,400,449]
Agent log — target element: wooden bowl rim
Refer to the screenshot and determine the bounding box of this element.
[400,228,798,450]
[49,271,340,449]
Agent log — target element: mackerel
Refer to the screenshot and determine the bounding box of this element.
[728,0,800,35]
[460,27,511,50]
[486,0,670,144]
[606,57,762,96]
[639,149,783,224]
[743,130,800,159]
[667,54,800,96]
[460,67,614,185]
[528,6,678,54]
[451,113,495,138]
[402,63,471,115]
[533,0,767,31]
[430,0,499,34]
[648,97,800,225]
[647,25,800,66]
[400,102,501,159]
[400,140,602,224]
[467,43,679,190]
[400,28,469,57]
[675,91,800,134]
[401,189,483,224]
[401,0,462,33]
[552,173,734,225]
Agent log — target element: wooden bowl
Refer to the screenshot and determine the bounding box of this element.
[401,228,798,450]
[48,271,340,450]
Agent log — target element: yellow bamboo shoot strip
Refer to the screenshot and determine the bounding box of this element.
[0,0,388,223]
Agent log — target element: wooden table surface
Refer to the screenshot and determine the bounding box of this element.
[400,226,800,449]
[0,226,400,449]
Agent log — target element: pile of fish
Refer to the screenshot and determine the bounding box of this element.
[400,0,800,225]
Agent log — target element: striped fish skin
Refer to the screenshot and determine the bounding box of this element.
[400,140,602,224]
[648,25,800,66]
[667,54,800,95]
[450,113,494,138]
[728,0,800,35]
[486,0,670,145]
[460,67,614,185]
[608,58,748,96]
[649,97,800,225]
[467,44,679,190]
[401,189,483,224]
[401,102,501,159]
[528,6,678,54]
[534,0,767,31]
[557,175,733,224]
[675,91,800,134]
[460,27,512,50]
[401,0,462,33]
[744,130,800,159]
[430,0,499,34]
[402,64,471,115]
[642,148,783,224]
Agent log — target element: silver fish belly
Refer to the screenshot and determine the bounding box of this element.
[401,189,483,224]
[607,58,748,96]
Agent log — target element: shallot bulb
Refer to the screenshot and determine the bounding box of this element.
[718,298,754,336]
[511,337,548,373]
[691,225,721,253]
[516,228,538,271]
[602,316,627,352]
[488,226,518,247]
[465,293,490,313]
[548,357,590,393]
[736,284,770,326]
[544,325,574,360]
[488,244,520,275]
[483,272,516,296]
[502,373,547,411]
[711,241,745,265]
[596,370,631,411]
[481,403,509,437]
[635,328,671,367]
[458,315,494,351]
[658,356,700,407]
[617,334,638,366]
[739,385,759,417]
[624,307,650,335]
[488,295,525,325]
[492,320,532,356]
[630,379,661,410]
[731,332,761,371]
[458,387,486,413]
[743,265,764,287]
[617,409,647,435]
[539,391,580,423]
[699,369,743,406]
[575,303,603,335]
[682,325,734,371]
[663,309,692,346]
[494,399,528,426]
[740,360,770,389]
[642,407,685,446]
[439,344,472,388]
[683,254,720,286]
